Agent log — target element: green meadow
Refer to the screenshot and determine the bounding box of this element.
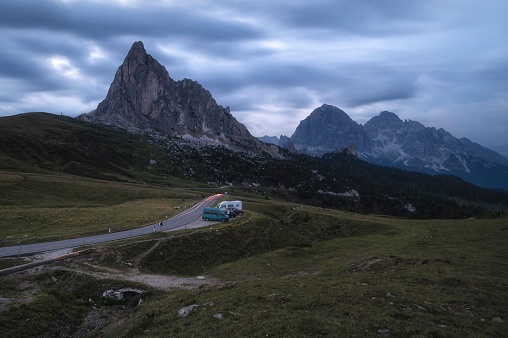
[0,172,203,246]
[99,203,508,337]
[0,172,507,337]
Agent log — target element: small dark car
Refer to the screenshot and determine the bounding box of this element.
[227,208,242,218]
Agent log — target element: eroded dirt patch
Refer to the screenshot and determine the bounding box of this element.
[60,260,223,291]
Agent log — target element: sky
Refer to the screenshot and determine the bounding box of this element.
[0,0,507,147]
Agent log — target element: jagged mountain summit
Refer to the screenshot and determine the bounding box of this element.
[260,104,507,190]
[362,111,508,169]
[80,41,274,153]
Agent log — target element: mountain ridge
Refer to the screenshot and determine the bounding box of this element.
[79,41,277,155]
[260,103,508,190]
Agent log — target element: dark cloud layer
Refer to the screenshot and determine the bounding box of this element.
[0,0,506,147]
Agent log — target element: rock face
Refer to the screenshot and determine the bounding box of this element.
[279,135,297,153]
[290,104,371,156]
[258,135,296,153]
[286,105,508,189]
[258,135,280,145]
[334,143,359,157]
[80,41,263,151]
[362,110,508,170]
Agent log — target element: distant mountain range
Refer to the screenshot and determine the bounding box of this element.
[261,104,508,190]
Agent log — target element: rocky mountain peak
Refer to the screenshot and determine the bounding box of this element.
[128,41,146,55]
[126,41,148,62]
[290,104,369,156]
[314,104,353,122]
[365,111,402,129]
[79,41,272,154]
[380,111,397,117]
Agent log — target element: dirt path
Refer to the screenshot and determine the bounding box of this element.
[62,262,222,291]
[64,235,223,291]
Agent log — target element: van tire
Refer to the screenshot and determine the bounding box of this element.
[205,217,209,221]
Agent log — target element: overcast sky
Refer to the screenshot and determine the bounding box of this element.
[0,0,507,147]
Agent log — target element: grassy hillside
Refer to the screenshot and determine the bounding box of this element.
[105,213,507,337]
[1,194,506,337]
[0,150,506,336]
[0,112,186,184]
[0,172,206,247]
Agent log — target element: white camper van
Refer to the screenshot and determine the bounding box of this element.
[217,200,243,213]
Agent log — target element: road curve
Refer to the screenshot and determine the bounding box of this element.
[0,194,223,258]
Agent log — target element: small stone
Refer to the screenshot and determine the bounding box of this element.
[203,302,214,307]
[492,317,504,323]
[196,276,206,280]
[177,304,199,317]
[138,299,143,306]
[213,313,223,320]
[377,328,390,335]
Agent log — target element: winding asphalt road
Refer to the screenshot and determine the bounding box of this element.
[0,194,223,258]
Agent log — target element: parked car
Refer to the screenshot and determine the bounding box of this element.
[227,208,242,218]
[202,207,229,222]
